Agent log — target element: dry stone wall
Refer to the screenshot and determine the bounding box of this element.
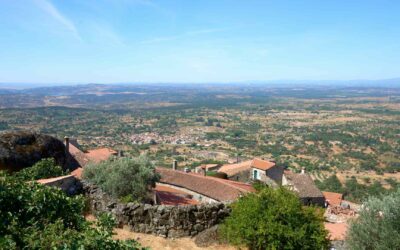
[82,181,231,238]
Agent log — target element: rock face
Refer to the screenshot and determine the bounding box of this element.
[194,225,221,247]
[0,131,66,172]
[82,181,231,238]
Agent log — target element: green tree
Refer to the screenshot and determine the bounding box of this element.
[14,158,64,181]
[82,155,160,201]
[0,172,144,249]
[220,187,329,250]
[347,188,400,250]
[315,174,343,193]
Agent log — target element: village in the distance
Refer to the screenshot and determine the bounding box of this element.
[1,83,399,249]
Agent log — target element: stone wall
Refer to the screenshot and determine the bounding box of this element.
[82,181,231,238]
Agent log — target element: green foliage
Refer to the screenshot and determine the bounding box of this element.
[14,158,65,181]
[0,172,144,249]
[220,187,329,250]
[317,175,399,203]
[347,188,400,250]
[83,155,160,201]
[315,174,343,193]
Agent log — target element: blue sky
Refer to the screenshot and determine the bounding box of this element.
[1,0,400,83]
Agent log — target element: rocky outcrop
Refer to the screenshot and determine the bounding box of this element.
[82,181,231,238]
[194,225,222,247]
[0,131,67,172]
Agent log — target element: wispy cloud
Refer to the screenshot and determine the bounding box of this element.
[140,28,228,44]
[91,23,126,47]
[33,0,81,40]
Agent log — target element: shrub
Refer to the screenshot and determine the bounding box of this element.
[347,188,400,249]
[14,158,65,181]
[0,172,144,249]
[220,187,329,250]
[82,155,160,201]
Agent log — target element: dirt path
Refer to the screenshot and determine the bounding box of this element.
[113,227,237,250]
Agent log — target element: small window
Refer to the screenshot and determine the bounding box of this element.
[253,169,258,179]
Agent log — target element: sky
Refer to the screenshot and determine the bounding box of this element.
[1,0,400,84]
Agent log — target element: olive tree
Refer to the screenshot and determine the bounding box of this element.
[347,188,400,250]
[82,155,160,202]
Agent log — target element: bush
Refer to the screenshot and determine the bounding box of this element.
[14,158,65,181]
[82,155,160,201]
[0,172,144,249]
[220,187,329,250]
[347,188,400,249]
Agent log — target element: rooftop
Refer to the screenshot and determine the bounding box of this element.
[251,158,276,171]
[154,184,199,205]
[218,160,253,177]
[323,191,343,207]
[284,171,324,198]
[156,167,255,202]
[85,148,117,163]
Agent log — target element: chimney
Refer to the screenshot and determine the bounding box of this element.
[64,136,70,154]
[172,160,178,170]
[301,167,305,174]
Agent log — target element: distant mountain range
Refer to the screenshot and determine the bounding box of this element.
[1,78,400,90]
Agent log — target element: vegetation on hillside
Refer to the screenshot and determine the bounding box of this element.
[316,174,400,203]
[347,188,400,249]
[1,85,399,202]
[220,187,329,250]
[82,156,160,202]
[0,172,144,249]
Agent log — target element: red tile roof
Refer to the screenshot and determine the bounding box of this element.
[218,160,253,177]
[251,158,276,171]
[156,167,255,202]
[86,148,117,163]
[323,191,343,207]
[154,184,199,205]
[68,144,90,167]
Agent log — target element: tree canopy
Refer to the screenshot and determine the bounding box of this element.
[82,155,160,202]
[220,187,329,250]
[347,188,400,250]
[0,171,144,249]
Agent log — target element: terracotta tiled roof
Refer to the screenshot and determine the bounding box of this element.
[325,222,348,241]
[68,144,90,167]
[218,160,253,177]
[251,158,276,171]
[323,191,343,207]
[284,171,324,198]
[85,148,117,163]
[156,167,255,202]
[154,184,199,205]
